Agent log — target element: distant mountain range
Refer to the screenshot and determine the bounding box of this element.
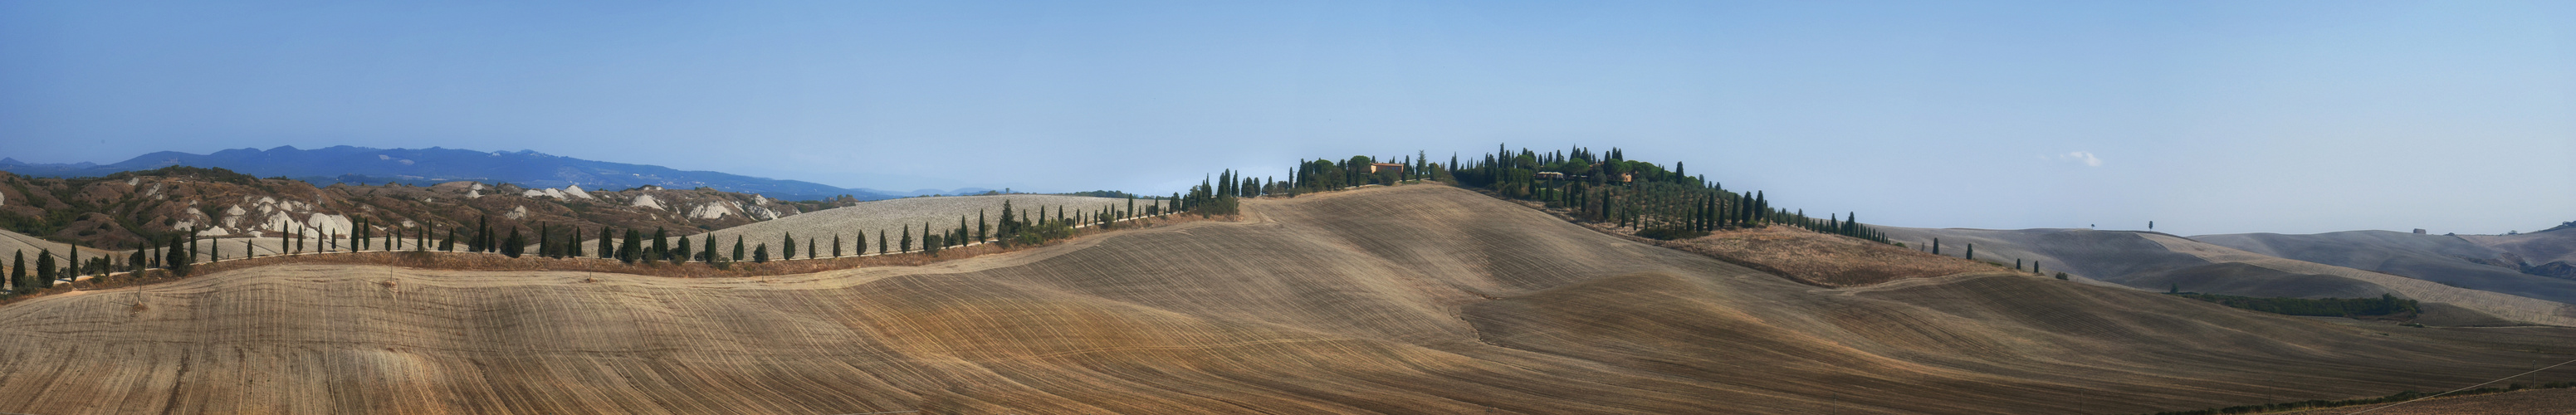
[0,146,991,201]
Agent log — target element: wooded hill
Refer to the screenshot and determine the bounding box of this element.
[0,166,854,251]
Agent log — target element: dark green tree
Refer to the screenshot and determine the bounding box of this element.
[619,228,643,264]
[10,250,24,292]
[653,227,670,261]
[598,227,616,259]
[503,228,525,258]
[753,243,770,263]
[976,209,989,242]
[899,226,912,253]
[833,234,843,257]
[733,235,746,261]
[807,238,815,260]
[164,237,184,271]
[876,230,887,255]
[35,249,56,288]
[783,232,796,260]
[698,233,715,262]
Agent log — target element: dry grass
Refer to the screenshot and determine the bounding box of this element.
[1653,225,2000,286]
[2278,388,2576,414]
[4,184,2575,414]
[1469,188,1992,287]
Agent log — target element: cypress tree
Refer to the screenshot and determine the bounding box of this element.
[33,249,59,287]
[10,250,23,292]
[783,232,796,260]
[977,210,988,242]
[565,227,583,258]
[807,238,815,260]
[833,234,843,257]
[653,227,670,261]
[504,228,525,258]
[1000,200,1017,236]
[619,229,642,263]
[169,237,184,270]
[598,227,615,259]
[753,243,769,263]
[1933,238,1941,255]
[1966,244,1975,260]
[876,230,886,255]
[474,216,490,252]
[900,226,912,253]
[733,236,746,261]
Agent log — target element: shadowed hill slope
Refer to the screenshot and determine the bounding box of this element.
[1881,227,2576,326]
[2197,231,2576,304]
[2464,227,2576,271]
[2,185,2574,414]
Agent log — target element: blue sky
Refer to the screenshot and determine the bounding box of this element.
[3,1,2570,236]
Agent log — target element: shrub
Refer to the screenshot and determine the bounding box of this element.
[1635,227,1708,241]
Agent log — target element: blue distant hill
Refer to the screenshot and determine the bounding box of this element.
[0,146,984,202]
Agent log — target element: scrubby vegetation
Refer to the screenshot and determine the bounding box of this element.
[1449,144,1889,243]
[1634,227,1708,241]
[2147,381,2576,415]
[2168,293,2420,318]
[1169,144,1893,245]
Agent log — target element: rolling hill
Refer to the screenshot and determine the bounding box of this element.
[2,184,2572,414]
[0,146,987,202]
[2463,224,2576,275]
[1873,227,2576,327]
[683,193,1133,257]
[2196,230,2576,304]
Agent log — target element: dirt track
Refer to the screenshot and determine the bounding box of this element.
[2,185,2573,414]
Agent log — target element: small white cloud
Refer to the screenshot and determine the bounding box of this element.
[2050,151,2102,167]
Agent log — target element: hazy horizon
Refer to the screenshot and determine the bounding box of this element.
[6,1,2570,237]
